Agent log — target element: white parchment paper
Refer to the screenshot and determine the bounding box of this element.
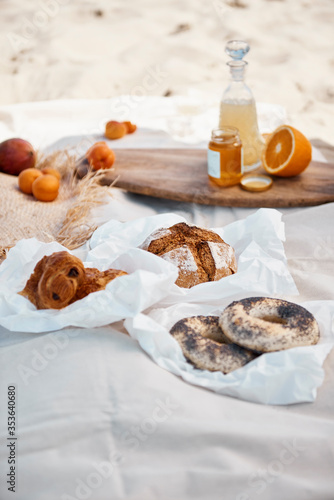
[124,300,334,405]
[0,238,178,333]
[88,208,298,304]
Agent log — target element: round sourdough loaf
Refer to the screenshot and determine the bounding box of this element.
[140,222,237,288]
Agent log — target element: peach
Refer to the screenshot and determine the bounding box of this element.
[41,167,61,180]
[0,138,36,176]
[85,141,115,170]
[123,121,137,134]
[32,174,59,202]
[105,121,127,140]
[18,168,42,194]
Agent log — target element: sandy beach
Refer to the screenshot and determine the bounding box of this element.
[0,0,334,146]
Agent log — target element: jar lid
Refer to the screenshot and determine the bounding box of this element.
[211,127,240,144]
[240,174,273,192]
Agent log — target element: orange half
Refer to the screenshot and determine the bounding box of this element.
[262,125,312,177]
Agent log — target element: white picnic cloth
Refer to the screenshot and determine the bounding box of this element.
[0,97,333,500]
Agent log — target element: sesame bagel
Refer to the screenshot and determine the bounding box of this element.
[219,297,320,353]
[170,315,258,373]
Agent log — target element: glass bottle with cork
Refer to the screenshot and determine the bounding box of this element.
[219,40,264,172]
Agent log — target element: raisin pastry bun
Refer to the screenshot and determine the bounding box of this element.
[140,222,237,288]
[19,251,127,310]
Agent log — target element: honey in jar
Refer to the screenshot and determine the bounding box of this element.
[207,127,243,187]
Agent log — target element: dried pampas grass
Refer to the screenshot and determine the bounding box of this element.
[0,149,114,259]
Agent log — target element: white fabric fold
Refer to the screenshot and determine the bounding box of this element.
[124,301,334,405]
[0,239,178,333]
[89,208,298,306]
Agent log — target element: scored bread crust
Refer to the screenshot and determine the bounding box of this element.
[219,297,320,353]
[170,315,258,373]
[141,222,237,288]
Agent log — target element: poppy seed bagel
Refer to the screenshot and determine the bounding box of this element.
[170,315,258,373]
[219,297,320,353]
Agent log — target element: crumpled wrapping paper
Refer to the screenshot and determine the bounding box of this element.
[124,300,334,405]
[0,207,298,335]
[88,208,298,304]
[0,238,178,333]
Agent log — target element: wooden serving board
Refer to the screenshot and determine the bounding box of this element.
[100,148,334,208]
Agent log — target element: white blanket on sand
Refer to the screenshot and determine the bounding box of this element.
[0,97,333,500]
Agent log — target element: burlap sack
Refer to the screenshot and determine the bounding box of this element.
[0,151,112,259]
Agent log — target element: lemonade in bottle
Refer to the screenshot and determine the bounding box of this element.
[219,41,264,172]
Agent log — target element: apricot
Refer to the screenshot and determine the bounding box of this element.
[0,138,36,176]
[85,141,115,170]
[18,168,43,194]
[32,174,59,202]
[105,121,127,140]
[41,167,61,180]
[123,121,137,134]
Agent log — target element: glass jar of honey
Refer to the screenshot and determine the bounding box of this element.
[207,127,243,187]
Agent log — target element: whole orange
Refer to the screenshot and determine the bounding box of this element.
[86,141,115,170]
[32,174,59,201]
[18,168,43,194]
[41,167,61,180]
